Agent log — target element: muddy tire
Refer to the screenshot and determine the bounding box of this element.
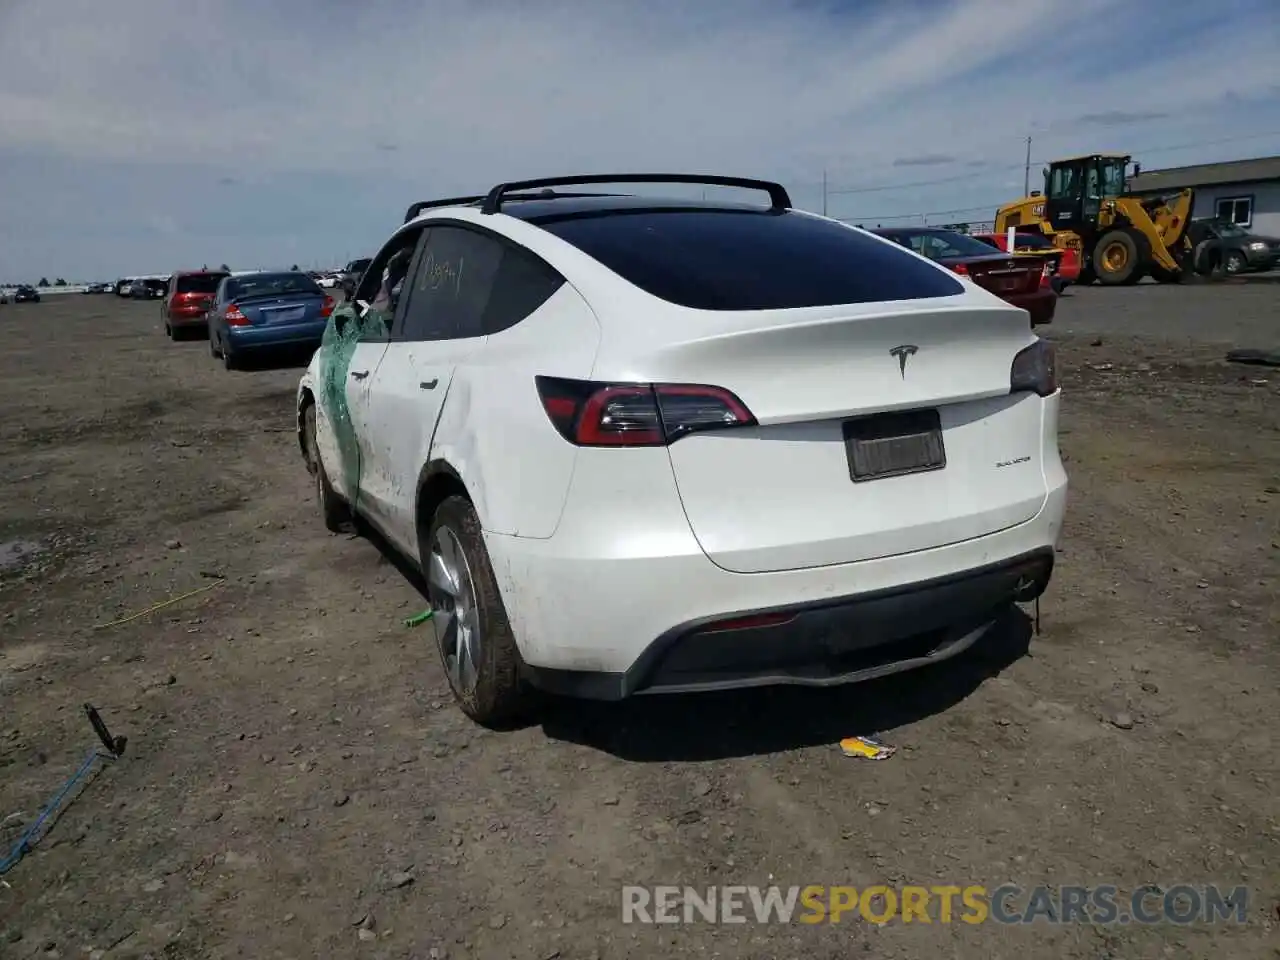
[1093,230,1144,286]
[303,404,353,534]
[424,495,531,726]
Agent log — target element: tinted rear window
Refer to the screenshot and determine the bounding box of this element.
[176,274,227,294]
[228,272,321,299]
[1014,233,1052,249]
[535,209,963,310]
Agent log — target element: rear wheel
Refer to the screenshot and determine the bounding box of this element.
[425,495,531,725]
[1093,230,1144,285]
[303,404,353,534]
[209,331,221,358]
[222,343,240,370]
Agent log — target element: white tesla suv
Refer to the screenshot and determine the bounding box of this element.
[296,175,1067,724]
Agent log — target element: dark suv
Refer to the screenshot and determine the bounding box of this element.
[131,278,168,300]
[164,270,230,340]
[1187,219,1280,274]
[339,257,373,298]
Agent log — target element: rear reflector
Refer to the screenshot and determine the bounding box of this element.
[535,376,756,447]
[321,295,334,318]
[700,612,796,634]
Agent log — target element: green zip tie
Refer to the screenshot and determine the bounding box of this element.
[404,608,434,628]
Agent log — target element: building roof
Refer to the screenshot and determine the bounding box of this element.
[1128,155,1280,193]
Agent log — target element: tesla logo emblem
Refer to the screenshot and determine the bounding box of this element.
[889,344,918,378]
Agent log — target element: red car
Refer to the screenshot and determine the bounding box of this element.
[164,269,230,340]
[873,227,1056,326]
[972,231,1081,291]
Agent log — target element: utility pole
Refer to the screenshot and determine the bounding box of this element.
[1023,136,1032,195]
[822,169,828,216]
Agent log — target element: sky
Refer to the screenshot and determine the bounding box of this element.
[1,0,1279,281]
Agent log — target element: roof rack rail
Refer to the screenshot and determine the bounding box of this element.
[404,195,486,223]
[403,190,637,224]
[479,174,792,215]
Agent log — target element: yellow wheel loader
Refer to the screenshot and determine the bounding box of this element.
[994,154,1196,285]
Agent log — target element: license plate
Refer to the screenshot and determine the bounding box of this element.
[266,306,305,323]
[842,409,945,482]
[995,277,1019,291]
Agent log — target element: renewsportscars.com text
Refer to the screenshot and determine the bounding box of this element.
[621,884,1249,926]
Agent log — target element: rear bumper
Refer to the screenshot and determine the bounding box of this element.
[486,392,1068,699]
[523,548,1053,699]
[225,320,328,350]
[169,311,209,329]
[1007,287,1056,326]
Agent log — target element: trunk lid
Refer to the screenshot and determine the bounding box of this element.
[236,293,326,326]
[613,299,1049,574]
[953,255,1042,297]
[173,292,214,310]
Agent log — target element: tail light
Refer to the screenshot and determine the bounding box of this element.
[535,376,756,447]
[950,263,970,277]
[225,305,248,326]
[321,295,334,318]
[1010,339,1057,397]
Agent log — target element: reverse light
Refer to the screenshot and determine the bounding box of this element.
[225,304,248,326]
[535,376,756,447]
[1010,339,1057,397]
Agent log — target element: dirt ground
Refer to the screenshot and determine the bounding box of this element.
[1,285,1277,960]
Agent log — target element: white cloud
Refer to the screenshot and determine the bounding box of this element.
[1,0,1278,276]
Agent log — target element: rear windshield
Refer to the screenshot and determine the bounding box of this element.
[535,208,963,310]
[228,272,321,300]
[1014,233,1053,249]
[879,230,1003,260]
[346,258,372,274]
[142,279,167,291]
[176,273,227,294]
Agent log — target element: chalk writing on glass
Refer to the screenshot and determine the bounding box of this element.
[420,251,465,297]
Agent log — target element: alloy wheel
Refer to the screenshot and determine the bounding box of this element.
[426,526,482,695]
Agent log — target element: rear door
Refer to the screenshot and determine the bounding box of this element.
[361,224,503,554]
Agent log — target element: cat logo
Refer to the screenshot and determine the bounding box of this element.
[1032,204,1044,217]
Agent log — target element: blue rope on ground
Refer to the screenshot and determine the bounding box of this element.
[0,748,112,875]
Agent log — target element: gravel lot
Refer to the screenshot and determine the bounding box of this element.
[1,286,1277,960]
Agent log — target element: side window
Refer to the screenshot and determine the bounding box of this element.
[399,225,503,342]
[482,246,566,335]
[354,225,426,341]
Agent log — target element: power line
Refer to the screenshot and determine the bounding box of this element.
[824,129,1280,197]
[836,202,1003,224]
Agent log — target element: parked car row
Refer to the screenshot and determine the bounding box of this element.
[158,267,336,370]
